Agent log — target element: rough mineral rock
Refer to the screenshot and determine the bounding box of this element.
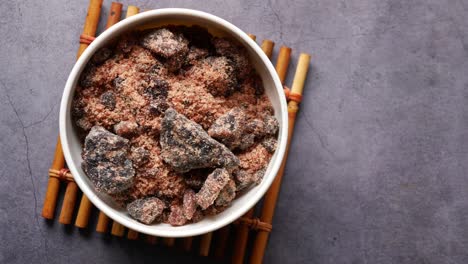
[239,134,256,150]
[234,167,266,192]
[129,146,150,167]
[100,91,116,110]
[144,79,169,99]
[160,108,239,172]
[245,119,265,136]
[127,197,165,224]
[245,115,279,137]
[197,56,237,96]
[208,107,247,149]
[261,137,278,153]
[185,46,209,66]
[215,179,236,206]
[183,189,197,220]
[168,204,187,226]
[212,37,252,80]
[82,126,135,194]
[234,169,253,191]
[263,115,279,135]
[196,168,230,209]
[114,121,139,137]
[140,28,189,72]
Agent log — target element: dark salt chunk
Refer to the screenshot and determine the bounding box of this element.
[82,126,135,194]
[215,179,236,206]
[185,46,209,66]
[191,209,204,223]
[183,189,197,220]
[234,169,253,191]
[127,197,165,224]
[239,134,255,150]
[91,47,112,65]
[212,37,252,80]
[234,167,266,191]
[245,119,265,136]
[264,115,279,135]
[144,79,169,99]
[208,107,247,150]
[261,137,277,153]
[148,99,169,115]
[140,28,189,72]
[245,115,279,137]
[130,146,150,166]
[195,168,230,210]
[168,204,187,226]
[114,121,139,137]
[113,76,124,90]
[160,108,239,173]
[200,56,238,97]
[100,91,116,110]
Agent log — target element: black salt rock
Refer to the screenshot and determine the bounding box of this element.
[208,107,248,150]
[140,28,189,72]
[183,189,197,220]
[127,197,165,224]
[168,204,187,226]
[82,126,135,194]
[195,168,230,209]
[215,178,236,206]
[261,137,278,154]
[100,91,116,110]
[160,108,239,173]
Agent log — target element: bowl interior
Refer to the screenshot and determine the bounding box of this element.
[60,9,287,237]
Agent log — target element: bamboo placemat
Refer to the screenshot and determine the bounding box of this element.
[41,1,311,263]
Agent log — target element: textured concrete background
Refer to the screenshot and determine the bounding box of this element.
[1,0,468,263]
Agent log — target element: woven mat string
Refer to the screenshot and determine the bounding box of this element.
[80,34,96,45]
[283,85,302,103]
[235,217,272,232]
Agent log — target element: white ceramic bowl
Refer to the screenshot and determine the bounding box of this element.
[60,8,287,237]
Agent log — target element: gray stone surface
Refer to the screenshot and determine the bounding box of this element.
[1,0,468,263]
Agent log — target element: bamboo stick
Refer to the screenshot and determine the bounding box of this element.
[77,0,103,58]
[75,2,123,229]
[199,232,213,256]
[231,38,278,264]
[261,39,275,59]
[95,211,111,233]
[249,53,311,264]
[275,46,292,84]
[127,229,139,240]
[57,0,103,226]
[126,5,140,17]
[146,235,158,245]
[106,2,122,28]
[163,237,176,247]
[181,236,194,251]
[42,138,65,219]
[58,176,78,224]
[247,34,256,41]
[213,225,231,260]
[111,221,125,237]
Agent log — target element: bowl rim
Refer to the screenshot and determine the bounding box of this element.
[60,8,288,237]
